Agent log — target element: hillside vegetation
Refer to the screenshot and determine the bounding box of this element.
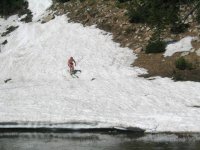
[0,0,25,16]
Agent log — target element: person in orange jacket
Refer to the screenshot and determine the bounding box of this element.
[68,57,76,75]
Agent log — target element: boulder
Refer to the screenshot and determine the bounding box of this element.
[42,14,55,23]
[196,48,200,56]
[181,52,189,56]
[134,47,143,53]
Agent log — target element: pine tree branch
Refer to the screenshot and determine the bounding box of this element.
[182,1,200,23]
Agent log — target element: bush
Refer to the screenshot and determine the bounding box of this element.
[170,23,189,34]
[145,41,166,53]
[117,0,131,3]
[0,0,25,16]
[175,57,192,70]
[56,0,70,2]
[128,9,148,23]
[196,7,200,23]
[127,1,149,23]
[173,70,184,81]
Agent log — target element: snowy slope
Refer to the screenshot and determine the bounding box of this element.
[0,0,200,133]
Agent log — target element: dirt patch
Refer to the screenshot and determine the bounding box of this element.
[134,51,200,82]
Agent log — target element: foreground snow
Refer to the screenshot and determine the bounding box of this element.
[0,1,200,133]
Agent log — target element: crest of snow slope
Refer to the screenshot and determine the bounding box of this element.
[26,0,52,21]
[0,2,200,132]
[164,36,194,57]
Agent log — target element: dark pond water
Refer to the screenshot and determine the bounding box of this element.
[0,132,200,150]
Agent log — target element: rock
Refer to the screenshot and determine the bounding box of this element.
[196,25,200,29]
[134,47,143,53]
[139,39,143,42]
[146,27,150,31]
[2,40,7,45]
[181,52,189,56]
[192,36,199,42]
[91,78,96,81]
[64,2,68,6]
[2,26,19,37]
[125,43,132,47]
[188,15,193,23]
[42,14,55,23]
[4,78,12,83]
[163,38,175,44]
[191,48,195,53]
[193,28,198,33]
[58,8,65,15]
[145,36,150,41]
[105,14,110,18]
[171,34,177,38]
[196,48,200,56]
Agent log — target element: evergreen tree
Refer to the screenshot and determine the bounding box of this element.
[0,0,24,16]
[128,0,180,41]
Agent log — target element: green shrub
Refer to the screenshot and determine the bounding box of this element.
[173,71,184,81]
[170,23,189,34]
[175,57,192,70]
[145,41,166,53]
[127,1,149,23]
[56,0,70,2]
[196,7,200,23]
[117,0,131,3]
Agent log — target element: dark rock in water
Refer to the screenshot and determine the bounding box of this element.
[4,78,12,83]
[91,78,96,81]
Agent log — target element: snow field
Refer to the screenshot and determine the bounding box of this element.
[0,0,200,132]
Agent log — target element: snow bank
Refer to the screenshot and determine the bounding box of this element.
[0,1,200,133]
[164,36,194,57]
[27,0,52,21]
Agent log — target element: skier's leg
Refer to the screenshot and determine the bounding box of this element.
[69,66,72,75]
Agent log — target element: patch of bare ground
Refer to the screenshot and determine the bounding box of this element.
[134,51,200,81]
[52,0,200,81]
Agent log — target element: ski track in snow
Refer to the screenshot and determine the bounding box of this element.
[0,0,200,133]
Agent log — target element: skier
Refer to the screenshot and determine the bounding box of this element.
[68,57,76,75]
